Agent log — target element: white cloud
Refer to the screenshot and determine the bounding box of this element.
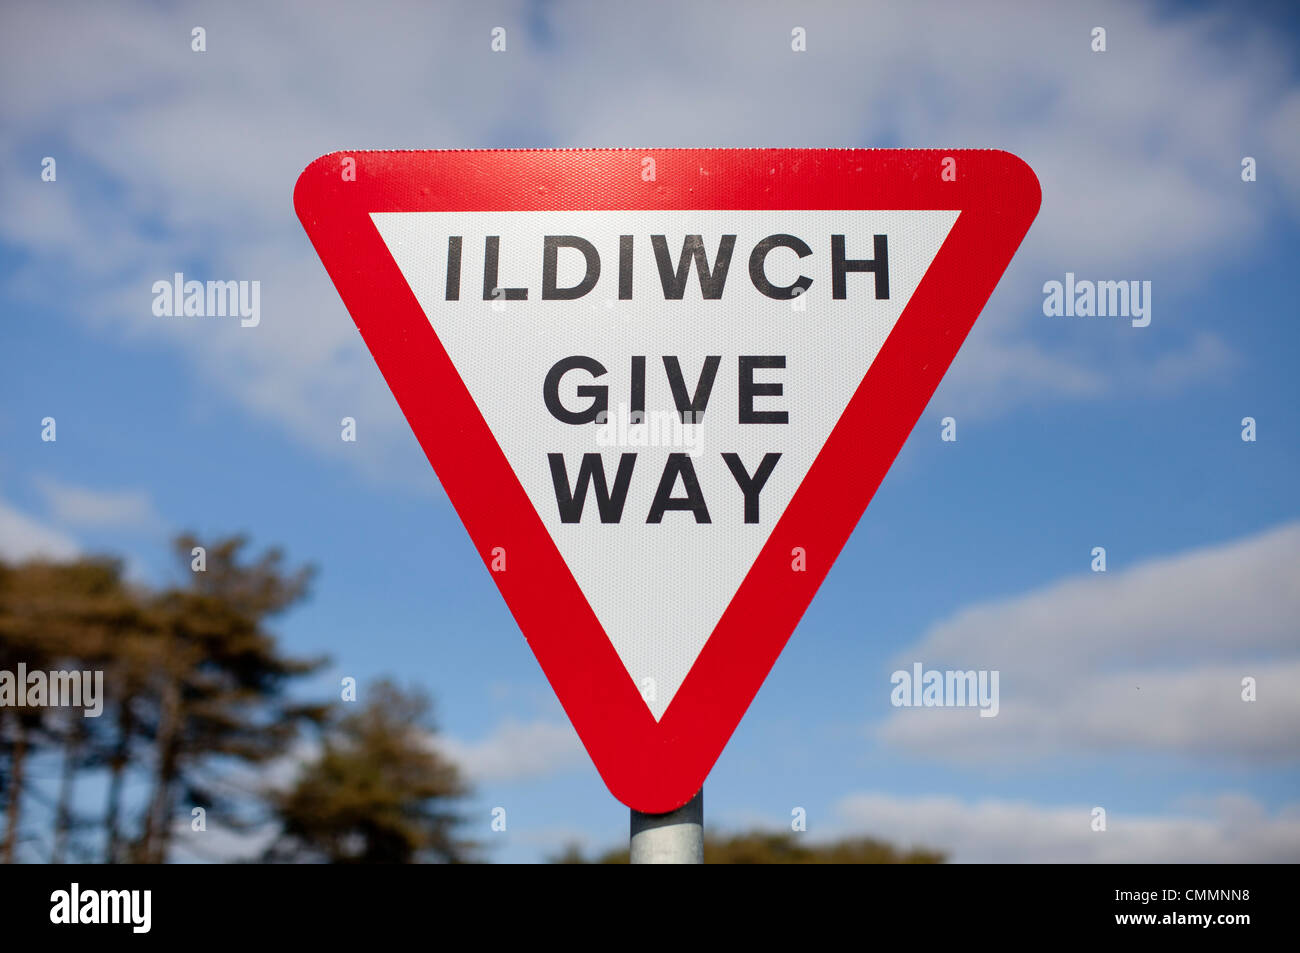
[168,817,279,865]
[436,719,587,783]
[878,522,1300,762]
[243,714,586,795]
[0,0,1295,472]
[1144,330,1241,395]
[835,791,1300,863]
[501,825,610,862]
[936,327,1241,419]
[0,498,80,561]
[34,476,162,531]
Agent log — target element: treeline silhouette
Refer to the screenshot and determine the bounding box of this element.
[0,534,469,864]
[553,834,944,864]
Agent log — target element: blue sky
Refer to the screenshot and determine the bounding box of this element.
[1,0,1298,862]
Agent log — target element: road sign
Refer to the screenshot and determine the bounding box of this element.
[294,149,1040,813]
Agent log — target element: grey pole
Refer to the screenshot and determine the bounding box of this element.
[629,788,703,864]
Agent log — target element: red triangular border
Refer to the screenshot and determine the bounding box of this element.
[294,149,1040,812]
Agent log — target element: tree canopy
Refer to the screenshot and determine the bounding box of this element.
[264,679,472,864]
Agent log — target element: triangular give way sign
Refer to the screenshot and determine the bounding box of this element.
[294,149,1040,813]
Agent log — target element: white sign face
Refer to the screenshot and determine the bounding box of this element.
[372,209,958,718]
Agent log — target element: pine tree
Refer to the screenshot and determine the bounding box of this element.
[266,680,472,864]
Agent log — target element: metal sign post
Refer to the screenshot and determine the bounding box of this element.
[630,788,703,864]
